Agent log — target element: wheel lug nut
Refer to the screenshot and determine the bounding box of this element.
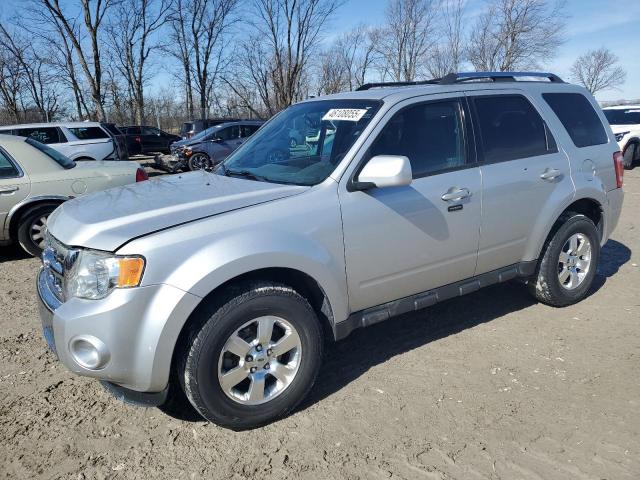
[256,344,263,352]
[267,348,273,356]
[246,355,253,362]
[264,363,270,370]
[250,367,257,373]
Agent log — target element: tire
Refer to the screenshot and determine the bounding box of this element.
[17,204,57,257]
[528,212,600,307]
[622,143,636,169]
[178,281,323,430]
[188,153,212,171]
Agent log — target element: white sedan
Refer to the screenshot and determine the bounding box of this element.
[0,134,147,256]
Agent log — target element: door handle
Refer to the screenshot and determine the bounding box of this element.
[540,168,561,181]
[0,186,19,194]
[441,187,471,202]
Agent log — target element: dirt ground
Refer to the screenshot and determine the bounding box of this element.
[1,166,638,480]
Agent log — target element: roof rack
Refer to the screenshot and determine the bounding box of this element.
[356,71,564,91]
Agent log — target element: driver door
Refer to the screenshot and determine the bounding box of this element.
[339,96,482,312]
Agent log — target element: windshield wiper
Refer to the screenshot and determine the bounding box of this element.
[224,168,268,182]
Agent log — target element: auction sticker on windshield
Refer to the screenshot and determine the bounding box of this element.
[322,109,369,122]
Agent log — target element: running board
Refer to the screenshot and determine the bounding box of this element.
[334,261,537,340]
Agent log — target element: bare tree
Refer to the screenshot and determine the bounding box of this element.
[108,0,171,124]
[375,0,438,81]
[227,0,340,116]
[37,0,116,121]
[0,24,60,122]
[335,25,377,90]
[426,0,465,78]
[571,47,626,95]
[167,0,238,120]
[0,47,24,123]
[467,0,565,72]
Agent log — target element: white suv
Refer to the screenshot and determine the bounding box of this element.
[0,122,128,162]
[602,105,640,168]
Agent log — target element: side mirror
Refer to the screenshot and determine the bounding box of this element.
[352,155,412,190]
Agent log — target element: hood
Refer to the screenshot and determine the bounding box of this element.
[47,171,308,251]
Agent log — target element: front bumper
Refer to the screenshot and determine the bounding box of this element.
[37,268,201,393]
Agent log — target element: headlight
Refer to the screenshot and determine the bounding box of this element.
[65,250,145,300]
[615,131,630,142]
[184,147,193,157]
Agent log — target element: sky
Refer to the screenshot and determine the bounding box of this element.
[330,0,640,102]
[2,0,639,102]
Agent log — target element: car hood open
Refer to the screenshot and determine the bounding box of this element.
[47,171,308,251]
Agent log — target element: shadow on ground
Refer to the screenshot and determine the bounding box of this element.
[161,239,631,423]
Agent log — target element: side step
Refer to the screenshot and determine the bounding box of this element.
[333,261,536,340]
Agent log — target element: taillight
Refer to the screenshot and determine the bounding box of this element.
[613,151,624,188]
[136,168,149,182]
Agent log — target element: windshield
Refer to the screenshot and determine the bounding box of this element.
[191,125,220,142]
[219,100,382,186]
[603,109,640,125]
[26,137,75,169]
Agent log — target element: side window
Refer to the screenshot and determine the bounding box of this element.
[127,127,141,135]
[472,95,554,163]
[68,127,109,140]
[369,100,467,178]
[0,148,20,178]
[542,93,608,148]
[241,125,260,137]
[15,127,61,144]
[141,126,160,136]
[216,126,240,141]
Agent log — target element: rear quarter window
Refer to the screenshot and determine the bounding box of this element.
[542,93,608,148]
[68,126,110,140]
[0,148,20,178]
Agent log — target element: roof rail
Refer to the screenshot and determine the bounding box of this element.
[439,71,564,84]
[355,71,564,91]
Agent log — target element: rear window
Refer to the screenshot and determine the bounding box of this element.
[542,93,608,148]
[26,137,75,169]
[472,95,555,163]
[68,126,109,140]
[15,127,62,144]
[0,148,20,178]
[603,108,640,126]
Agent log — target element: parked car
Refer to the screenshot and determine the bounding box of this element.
[121,126,181,156]
[0,122,129,162]
[602,105,640,168]
[180,118,241,139]
[0,134,147,256]
[37,72,624,430]
[158,120,263,171]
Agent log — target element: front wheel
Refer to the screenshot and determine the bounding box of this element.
[188,153,213,171]
[528,212,600,307]
[623,143,636,169]
[178,282,323,430]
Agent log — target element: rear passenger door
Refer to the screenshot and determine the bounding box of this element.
[467,91,574,274]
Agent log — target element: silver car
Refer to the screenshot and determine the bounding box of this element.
[37,72,624,430]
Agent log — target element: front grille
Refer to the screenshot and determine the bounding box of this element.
[41,233,75,302]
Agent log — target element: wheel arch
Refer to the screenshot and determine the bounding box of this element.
[6,196,68,241]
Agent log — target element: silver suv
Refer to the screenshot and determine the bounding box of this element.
[37,72,625,430]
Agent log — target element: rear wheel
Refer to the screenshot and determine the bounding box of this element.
[17,204,57,257]
[528,212,600,307]
[178,282,323,430]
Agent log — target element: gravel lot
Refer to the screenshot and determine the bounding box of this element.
[1,166,638,479]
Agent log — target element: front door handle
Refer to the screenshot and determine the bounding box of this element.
[441,187,471,202]
[540,168,561,181]
[0,186,19,194]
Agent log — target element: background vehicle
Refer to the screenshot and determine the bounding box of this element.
[159,120,263,171]
[179,118,241,139]
[602,105,640,168]
[0,134,146,256]
[122,126,180,156]
[0,122,129,162]
[38,72,624,430]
